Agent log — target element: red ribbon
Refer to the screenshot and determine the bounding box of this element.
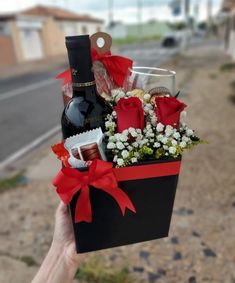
[53,159,136,223]
[56,48,132,87]
[114,161,181,182]
[56,69,71,85]
[91,49,132,86]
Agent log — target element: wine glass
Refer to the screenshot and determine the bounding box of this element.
[123,66,176,96]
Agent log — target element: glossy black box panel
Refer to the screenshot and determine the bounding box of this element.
[70,159,180,253]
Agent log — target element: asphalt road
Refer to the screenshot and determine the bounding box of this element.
[0,41,178,166]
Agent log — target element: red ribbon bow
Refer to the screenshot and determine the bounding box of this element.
[56,48,132,87]
[53,159,136,223]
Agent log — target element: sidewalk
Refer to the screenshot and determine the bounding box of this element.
[0,55,67,80]
[1,43,235,283]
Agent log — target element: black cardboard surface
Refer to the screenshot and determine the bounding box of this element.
[70,158,180,253]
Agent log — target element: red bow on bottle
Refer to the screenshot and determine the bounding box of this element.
[53,159,136,223]
[56,49,132,87]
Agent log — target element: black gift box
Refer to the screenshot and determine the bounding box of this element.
[70,157,181,253]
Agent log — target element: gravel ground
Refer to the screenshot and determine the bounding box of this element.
[0,43,235,283]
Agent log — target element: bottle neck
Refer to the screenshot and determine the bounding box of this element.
[72,85,97,102]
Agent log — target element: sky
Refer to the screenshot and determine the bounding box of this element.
[0,0,223,24]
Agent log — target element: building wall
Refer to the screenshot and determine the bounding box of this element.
[8,21,25,63]
[58,20,105,37]
[42,17,65,56]
[0,35,16,66]
[0,21,16,66]
[1,16,105,65]
[228,10,235,60]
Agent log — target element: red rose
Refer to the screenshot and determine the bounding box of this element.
[115,97,144,132]
[155,96,186,128]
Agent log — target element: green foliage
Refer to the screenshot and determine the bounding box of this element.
[21,256,38,267]
[185,139,208,149]
[0,172,27,193]
[230,80,235,91]
[155,148,165,159]
[174,91,180,98]
[220,63,235,72]
[75,257,134,283]
[112,35,162,46]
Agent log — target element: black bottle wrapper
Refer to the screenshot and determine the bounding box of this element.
[65,35,95,89]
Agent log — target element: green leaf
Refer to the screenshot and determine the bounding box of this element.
[174,91,180,98]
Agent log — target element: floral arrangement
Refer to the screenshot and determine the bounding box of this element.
[104,88,204,167]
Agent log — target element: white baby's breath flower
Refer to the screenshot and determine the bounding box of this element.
[109,136,116,142]
[127,145,133,151]
[169,146,177,154]
[107,142,116,149]
[146,132,154,138]
[144,106,150,113]
[134,152,140,157]
[173,132,181,139]
[105,121,113,128]
[128,127,135,133]
[112,111,117,117]
[157,134,164,141]
[180,141,186,148]
[116,141,125,150]
[112,89,126,102]
[126,91,132,97]
[163,145,169,150]
[130,130,138,137]
[146,103,153,110]
[121,150,129,158]
[153,142,161,148]
[156,123,164,132]
[186,129,194,136]
[182,136,190,142]
[132,142,139,148]
[120,134,128,142]
[162,137,168,144]
[150,116,157,125]
[165,125,174,137]
[117,158,124,166]
[136,129,142,134]
[146,124,152,130]
[113,155,118,162]
[114,133,121,141]
[122,129,129,136]
[143,93,151,102]
[171,139,178,146]
[131,157,138,163]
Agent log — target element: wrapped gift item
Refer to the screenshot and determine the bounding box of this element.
[52,32,206,254]
[53,158,181,253]
[56,32,133,105]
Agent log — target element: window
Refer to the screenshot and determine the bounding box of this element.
[0,22,9,35]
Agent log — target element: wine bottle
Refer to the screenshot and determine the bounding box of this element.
[61,35,109,139]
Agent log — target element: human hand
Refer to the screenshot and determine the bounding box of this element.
[32,202,85,283]
[52,202,84,267]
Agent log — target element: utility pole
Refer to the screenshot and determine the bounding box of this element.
[108,0,114,26]
[207,0,213,34]
[137,0,143,38]
[182,0,190,50]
